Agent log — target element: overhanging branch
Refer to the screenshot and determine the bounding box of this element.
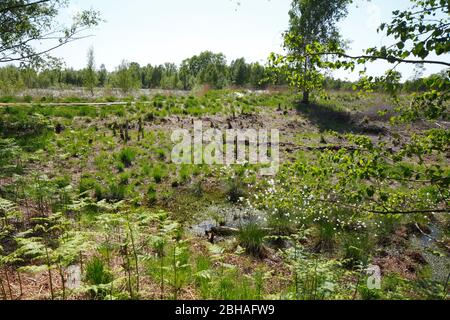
[320,52,450,67]
[0,0,51,13]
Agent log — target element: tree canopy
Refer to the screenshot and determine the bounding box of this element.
[269,0,351,103]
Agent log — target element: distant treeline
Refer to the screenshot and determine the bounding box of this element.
[323,71,450,93]
[0,51,281,94]
[0,50,447,94]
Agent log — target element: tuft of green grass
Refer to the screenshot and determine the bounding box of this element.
[156,148,166,161]
[152,164,166,184]
[108,181,127,201]
[147,184,157,205]
[84,256,113,300]
[341,232,371,267]
[238,222,266,258]
[118,147,136,168]
[225,176,245,203]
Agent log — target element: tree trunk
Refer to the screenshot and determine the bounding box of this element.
[4,268,13,300]
[128,224,140,294]
[160,255,165,300]
[0,273,7,300]
[17,270,23,298]
[302,91,310,104]
[45,248,54,300]
[59,265,66,300]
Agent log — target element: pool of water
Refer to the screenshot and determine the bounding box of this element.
[411,223,450,282]
[188,204,267,237]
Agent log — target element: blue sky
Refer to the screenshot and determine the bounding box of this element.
[53,0,448,81]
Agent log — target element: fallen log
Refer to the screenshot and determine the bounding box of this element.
[210,226,238,236]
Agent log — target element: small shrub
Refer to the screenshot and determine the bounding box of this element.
[267,208,296,237]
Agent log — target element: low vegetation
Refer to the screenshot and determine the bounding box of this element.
[0,0,448,301]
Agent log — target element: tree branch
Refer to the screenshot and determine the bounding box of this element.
[0,33,92,63]
[321,52,450,67]
[367,208,449,215]
[318,198,449,215]
[0,0,51,14]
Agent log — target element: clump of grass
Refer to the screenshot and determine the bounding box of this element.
[225,175,245,203]
[341,232,371,268]
[194,256,212,299]
[144,112,155,122]
[152,164,166,184]
[79,175,96,196]
[118,147,136,168]
[0,95,15,103]
[147,184,157,205]
[179,164,191,185]
[191,179,204,197]
[209,268,262,300]
[315,217,337,252]
[94,183,105,201]
[84,256,113,300]
[156,148,166,161]
[153,95,165,108]
[238,223,266,258]
[267,208,296,237]
[103,181,127,201]
[119,172,130,185]
[358,281,382,300]
[105,96,117,102]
